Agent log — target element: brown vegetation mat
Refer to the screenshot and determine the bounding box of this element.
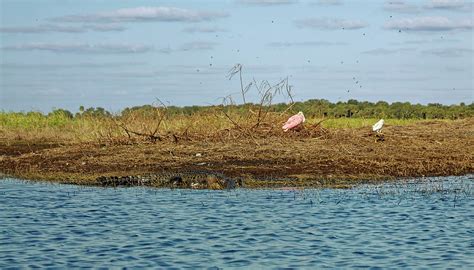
[1,118,473,188]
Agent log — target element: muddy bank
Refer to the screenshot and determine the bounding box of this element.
[1,119,473,188]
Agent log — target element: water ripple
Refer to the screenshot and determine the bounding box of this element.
[0,176,473,268]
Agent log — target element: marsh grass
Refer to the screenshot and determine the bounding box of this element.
[1,108,440,145]
[0,112,103,142]
[316,118,449,129]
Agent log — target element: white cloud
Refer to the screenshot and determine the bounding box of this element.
[0,24,84,33]
[313,0,343,5]
[294,18,368,30]
[425,0,473,11]
[423,48,473,57]
[87,24,126,32]
[267,41,347,47]
[183,26,227,33]
[1,62,147,69]
[362,48,415,55]
[179,41,217,51]
[236,0,298,5]
[384,16,473,31]
[384,0,420,13]
[389,38,462,45]
[51,7,228,23]
[2,43,154,54]
[0,24,125,33]
[2,41,219,54]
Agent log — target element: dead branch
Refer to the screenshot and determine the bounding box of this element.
[116,121,162,142]
[221,64,298,140]
[227,64,246,104]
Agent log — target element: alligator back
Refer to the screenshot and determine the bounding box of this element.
[96,170,242,190]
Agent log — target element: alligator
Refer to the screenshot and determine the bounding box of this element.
[96,170,243,190]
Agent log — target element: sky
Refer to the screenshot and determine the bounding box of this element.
[0,0,473,112]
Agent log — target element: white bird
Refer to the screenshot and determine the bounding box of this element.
[282,111,305,132]
[372,119,384,133]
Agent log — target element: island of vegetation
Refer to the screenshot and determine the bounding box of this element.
[1,96,473,189]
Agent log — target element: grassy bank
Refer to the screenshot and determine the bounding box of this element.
[0,109,458,144]
[2,94,473,143]
[1,105,472,188]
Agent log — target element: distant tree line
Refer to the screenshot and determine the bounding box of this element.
[41,99,474,120]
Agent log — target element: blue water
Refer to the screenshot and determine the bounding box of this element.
[1,176,473,269]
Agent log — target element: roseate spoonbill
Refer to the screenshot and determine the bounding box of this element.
[282,111,305,132]
[372,119,384,133]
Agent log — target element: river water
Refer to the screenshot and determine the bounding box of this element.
[1,176,473,269]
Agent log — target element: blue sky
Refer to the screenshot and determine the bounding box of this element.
[1,0,473,112]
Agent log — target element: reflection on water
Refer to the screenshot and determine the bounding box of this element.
[0,176,473,268]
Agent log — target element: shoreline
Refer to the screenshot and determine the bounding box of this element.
[1,119,473,189]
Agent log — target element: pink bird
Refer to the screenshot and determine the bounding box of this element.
[282,111,305,132]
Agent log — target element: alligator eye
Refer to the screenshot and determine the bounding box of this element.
[169,176,183,185]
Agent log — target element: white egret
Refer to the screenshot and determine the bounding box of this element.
[372,119,384,133]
